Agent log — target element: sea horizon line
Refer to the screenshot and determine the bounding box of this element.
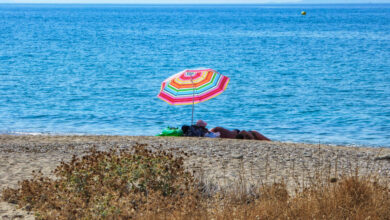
[1,3,389,5]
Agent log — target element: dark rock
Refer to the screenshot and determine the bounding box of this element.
[374,154,390,161]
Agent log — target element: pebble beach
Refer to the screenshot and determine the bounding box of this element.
[1,135,390,219]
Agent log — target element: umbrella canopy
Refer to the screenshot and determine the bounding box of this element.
[158,68,230,125]
[158,68,230,105]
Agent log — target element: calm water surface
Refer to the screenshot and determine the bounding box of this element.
[0,4,389,147]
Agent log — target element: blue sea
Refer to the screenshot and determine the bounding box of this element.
[0,4,389,147]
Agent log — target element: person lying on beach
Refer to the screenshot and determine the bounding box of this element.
[182,120,269,140]
[210,127,271,141]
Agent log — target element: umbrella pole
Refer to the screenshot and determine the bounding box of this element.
[191,78,195,125]
[191,100,194,125]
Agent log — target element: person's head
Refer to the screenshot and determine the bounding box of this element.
[196,120,207,127]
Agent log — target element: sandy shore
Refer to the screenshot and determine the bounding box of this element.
[1,135,390,219]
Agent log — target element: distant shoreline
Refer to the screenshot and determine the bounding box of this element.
[1,3,390,5]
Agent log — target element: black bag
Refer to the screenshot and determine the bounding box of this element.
[182,125,208,137]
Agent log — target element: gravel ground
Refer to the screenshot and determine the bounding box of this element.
[1,135,390,219]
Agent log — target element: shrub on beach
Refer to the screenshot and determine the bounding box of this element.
[2,144,200,219]
[2,144,390,219]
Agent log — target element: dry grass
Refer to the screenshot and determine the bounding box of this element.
[2,143,390,219]
[210,176,390,219]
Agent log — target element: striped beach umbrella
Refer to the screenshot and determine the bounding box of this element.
[158,68,230,125]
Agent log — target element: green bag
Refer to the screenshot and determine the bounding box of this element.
[156,127,183,137]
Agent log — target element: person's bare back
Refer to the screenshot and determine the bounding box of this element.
[210,127,238,139]
[210,127,270,141]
